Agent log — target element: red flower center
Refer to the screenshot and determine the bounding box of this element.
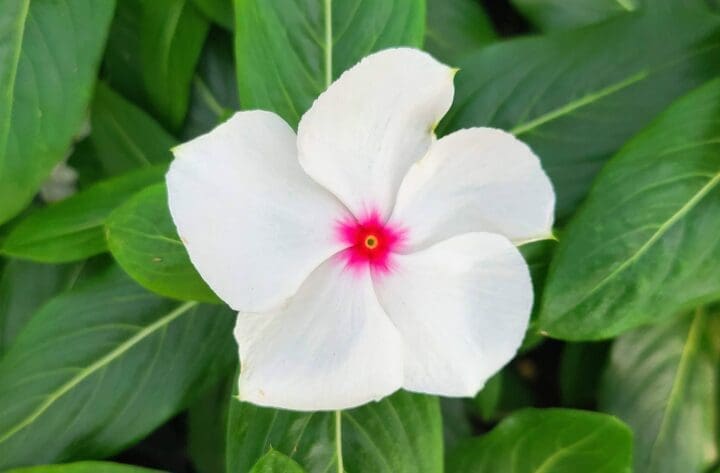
[336,211,405,275]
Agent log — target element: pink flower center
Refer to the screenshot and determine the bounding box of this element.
[336,211,405,275]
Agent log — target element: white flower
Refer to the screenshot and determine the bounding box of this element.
[166,48,555,411]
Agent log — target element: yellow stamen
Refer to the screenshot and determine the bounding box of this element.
[364,235,378,249]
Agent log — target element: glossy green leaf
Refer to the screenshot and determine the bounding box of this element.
[141,0,210,131]
[538,79,720,339]
[188,376,233,473]
[600,310,720,473]
[0,0,115,224]
[193,0,233,30]
[443,7,720,217]
[234,0,425,127]
[182,30,239,140]
[425,0,495,63]
[90,82,176,177]
[250,451,307,473]
[6,462,164,473]
[1,167,166,263]
[226,391,443,473]
[0,260,88,354]
[447,408,633,472]
[510,0,637,32]
[106,183,219,303]
[0,266,235,469]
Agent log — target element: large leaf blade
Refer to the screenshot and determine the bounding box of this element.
[0,0,116,224]
[0,266,235,469]
[538,79,720,339]
[234,0,426,127]
[600,311,719,473]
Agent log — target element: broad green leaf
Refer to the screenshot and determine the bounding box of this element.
[226,391,442,473]
[193,0,234,30]
[0,260,91,355]
[141,0,210,131]
[473,372,502,422]
[250,451,307,473]
[443,7,720,217]
[538,79,720,339]
[6,462,163,473]
[600,310,720,473]
[0,266,236,469]
[425,0,495,63]
[188,376,234,473]
[510,0,637,32]
[559,342,610,408]
[1,167,166,263]
[106,183,219,303]
[90,82,176,177]
[103,0,145,106]
[183,30,239,140]
[234,0,426,127]
[447,408,633,472]
[0,0,115,224]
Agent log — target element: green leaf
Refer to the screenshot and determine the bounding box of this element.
[193,0,234,30]
[188,375,234,473]
[472,372,502,422]
[103,0,145,106]
[0,266,236,469]
[0,260,93,355]
[559,342,610,408]
[182,30,239,140]
[226,391,443,473]
[447,408,633,472]
[443,7,720,218]
[424,0,495,63]
[234,0,426,127]
[90,82,176,177]
[106,183,219,303]
[250,451,307,473]
[6,462,164,473]
[1,167,166,263]
[141,0,210,131]
[0,0,115,225]
[600,310,720,473]
[510,0,637,32]
[538,78,720,339]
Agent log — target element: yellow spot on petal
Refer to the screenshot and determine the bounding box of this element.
[364,235,379,249]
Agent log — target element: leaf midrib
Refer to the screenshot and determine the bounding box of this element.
[0,300,198,445]
[559,171,720,319]
[0,0,30,165]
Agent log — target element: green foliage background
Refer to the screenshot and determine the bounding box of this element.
[0,0,719,472]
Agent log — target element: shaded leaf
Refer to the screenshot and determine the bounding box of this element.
[188,375,234,473]
[600,310,720,473]
[539,79,720,339]
[249,451,307,473]
[0,266,235,469]
[6,462,164,473]
[234,0,425,127]
[106,183,219,303]
[559,342,610,408]
[193,0,233,30]
[90,82,176,177]
[0,0,115,224]
[443,7,720,217]
[447,408,633,472]
[226,391,442,473]
[2,167,166,263]
[424,0,495,63]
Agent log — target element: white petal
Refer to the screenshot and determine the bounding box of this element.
[167,111,349,312]
[297,48,455,218]
[236,257,403,411]
[392,128,555,250]
[373,233,532,397]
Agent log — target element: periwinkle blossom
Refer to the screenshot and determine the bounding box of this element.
[166,48,555,411]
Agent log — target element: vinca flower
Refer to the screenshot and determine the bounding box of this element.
[166,48,555,411]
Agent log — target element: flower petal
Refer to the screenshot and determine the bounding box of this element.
[235,258,403,411]
[392,128,555,250]
[372,232,532,397]
[297,48,455,218]
[167,111,349,312]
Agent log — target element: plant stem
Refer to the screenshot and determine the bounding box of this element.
[335,410,344,473]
